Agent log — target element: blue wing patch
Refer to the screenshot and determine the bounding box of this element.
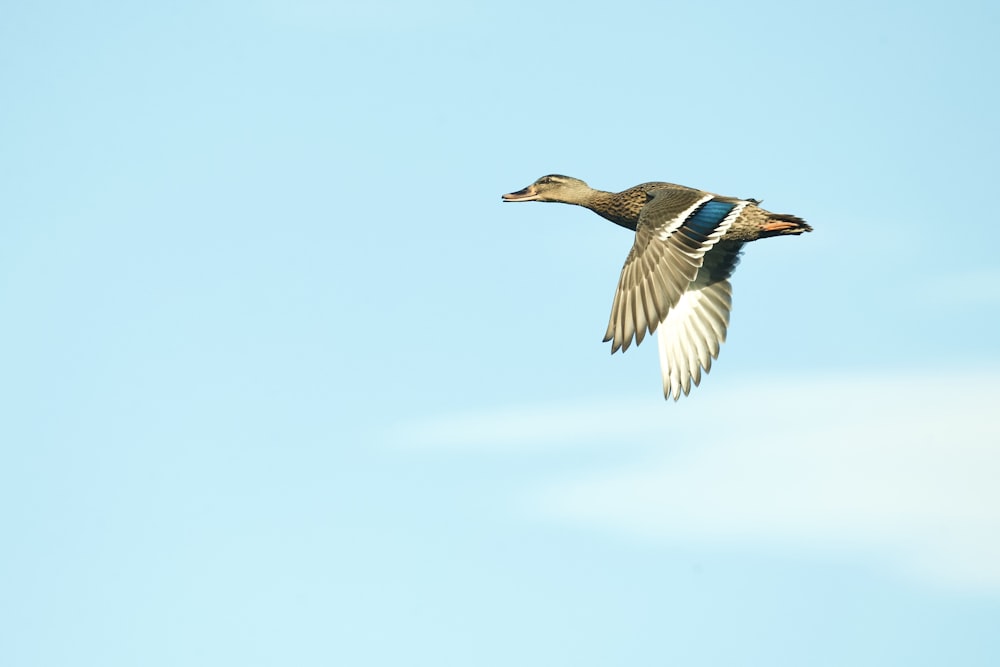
[684,200,736,237]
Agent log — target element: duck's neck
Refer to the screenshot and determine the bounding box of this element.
[579,188,640,231]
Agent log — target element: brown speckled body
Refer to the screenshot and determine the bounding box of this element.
[579,181,812,242]
[578,181,809,242]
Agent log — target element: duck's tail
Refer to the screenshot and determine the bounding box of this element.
[761,213,812,236]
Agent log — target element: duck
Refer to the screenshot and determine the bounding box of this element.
[502,174,812,400]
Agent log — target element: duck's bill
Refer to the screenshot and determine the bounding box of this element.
[501,185,539,201]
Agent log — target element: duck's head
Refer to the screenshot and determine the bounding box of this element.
[502,174,592,204]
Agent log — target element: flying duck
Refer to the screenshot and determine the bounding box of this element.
[502,175,811,400]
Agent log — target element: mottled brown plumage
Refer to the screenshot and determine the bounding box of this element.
[515,178,811,240]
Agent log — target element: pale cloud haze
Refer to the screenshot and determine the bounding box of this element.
[400,369,1000,591]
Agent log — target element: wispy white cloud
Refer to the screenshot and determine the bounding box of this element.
[391,395,671,450]
[395,369,1000,592]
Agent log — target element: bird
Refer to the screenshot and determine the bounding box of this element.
[502,174,812,400]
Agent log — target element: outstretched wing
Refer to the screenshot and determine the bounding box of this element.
[604,188,748,354]
[655,241,743,400]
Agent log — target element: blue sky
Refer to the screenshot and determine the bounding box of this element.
[3,0,1000,665]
